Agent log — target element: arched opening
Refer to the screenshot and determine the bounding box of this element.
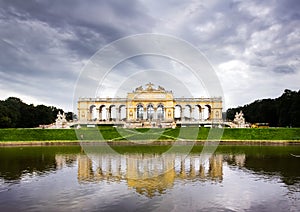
[109,105,117,121]
[157,104,164,120]
[136,104,144,120]
[174,105,182,121]
[184,105,192,120]
[89,105,98,121]
[119,105,126,121]
[99,105,106,121]
[194,105,202,120]
[203,105,211,120]
[147,104,154,120]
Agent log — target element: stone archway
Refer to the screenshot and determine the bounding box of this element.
[99,105,106,121]
[119,105,126,121]
[109,105,117,121]
[174,105,182,121]
[184,105,192,120]
[203,105,212,120]
[89,105,98,121]
[194,105,202,121]
[147,104,154,120]
[157,103,164,120]
[136,103,144,120]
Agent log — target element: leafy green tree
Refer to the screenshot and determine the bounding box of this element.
[226,89,300,127]
[66,112,77,121]
[0,97,75,128]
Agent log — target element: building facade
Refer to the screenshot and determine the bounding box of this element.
[77,83,222,125]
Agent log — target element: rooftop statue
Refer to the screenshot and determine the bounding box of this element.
[146,82,154,91]
[134,83,167,93]
[135,86,143,92]
[158,85,165,91]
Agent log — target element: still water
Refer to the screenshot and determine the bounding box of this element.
[0,144,299,211]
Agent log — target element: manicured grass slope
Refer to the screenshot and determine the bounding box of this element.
[0,128,77,141]
[0,127,299,142]
[222,128,300,140]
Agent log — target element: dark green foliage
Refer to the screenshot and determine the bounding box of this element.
[227,89,300,127]
[0,97,75,128]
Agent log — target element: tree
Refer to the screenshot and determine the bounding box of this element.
[226,89,300,127]
[0,97,75,128]
[65,112,77,121]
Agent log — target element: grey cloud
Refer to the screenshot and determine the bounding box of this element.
[0,0,155,59]
[0,0,298,110]
[273,65,295,74]
[274,0,300,21]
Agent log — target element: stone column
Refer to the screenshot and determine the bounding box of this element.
[96,108,99,121]
[106,107,110,121]
[199,107,202,121]
[124,107,127,121]
[143,108,147,120]
[99,108,102,121]
[181,107,184,121]
[154,108,157,120]
[199,107,204,121]
[133,108,136,120]
[191,107,194,121]
[116,107,119,121]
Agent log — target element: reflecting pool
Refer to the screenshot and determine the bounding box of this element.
[0,145,299,211]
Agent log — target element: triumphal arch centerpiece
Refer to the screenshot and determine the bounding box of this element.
[77,83,222,127]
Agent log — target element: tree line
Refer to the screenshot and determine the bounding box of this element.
[0,97,75,128]
[226,89,300,127]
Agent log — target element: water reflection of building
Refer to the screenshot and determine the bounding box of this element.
[55,153,246,197]
[208,155,223,181]
[55,154,77,169]
[77,155,94,181]
[75,153,226,197]
[224,154,246,167]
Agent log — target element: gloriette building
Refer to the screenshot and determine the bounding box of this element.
[77,83,222,127]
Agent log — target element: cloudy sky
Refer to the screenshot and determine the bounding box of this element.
[0,0,299,112]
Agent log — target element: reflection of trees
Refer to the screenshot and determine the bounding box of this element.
[0,146,80,182]
[239,155,300,185]
[0,147,58,181]
[222,151,300,188]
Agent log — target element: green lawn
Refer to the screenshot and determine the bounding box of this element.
[0,126,299,142]
[222,128,300,140]
[0,128,77,141]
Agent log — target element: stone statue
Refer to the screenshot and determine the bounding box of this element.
[55,111,67,128]
[146,82,154,90]
[158,85,165,91]
[233,111,246,128]
[61,112,67,123]
[135,86,143,92]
